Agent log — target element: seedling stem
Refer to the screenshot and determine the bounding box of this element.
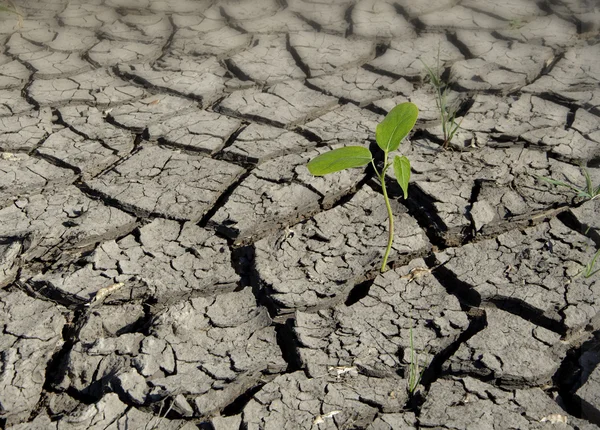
[372,156,395,271]
[422,47,462,149]
[307,103,418,272]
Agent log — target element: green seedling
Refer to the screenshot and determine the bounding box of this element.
[509,18,525,29]
[307,102,418,272]
[537,165,600,201]
[0,4,17,13]
[407,325,426,395]
[421,49,462,149]
[581,249,600,279]
[0,1,23,27]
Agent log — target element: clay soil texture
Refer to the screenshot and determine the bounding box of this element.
[1,0,600,429]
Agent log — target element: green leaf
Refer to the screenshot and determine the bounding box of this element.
[307,146,372,176]
[376,102,419,153]
[0,5,17,13]
[393,155,411,199]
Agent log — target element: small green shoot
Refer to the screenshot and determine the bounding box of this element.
[0,1,23,27]
[509,18,525,29]
[407,325,425,395]
[421,48,462,149]
[307,102,418,272]
[581,249,600,279]
[536,165,600,201]
[0,4,17,14]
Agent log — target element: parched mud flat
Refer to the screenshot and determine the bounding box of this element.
[0,0,599,428]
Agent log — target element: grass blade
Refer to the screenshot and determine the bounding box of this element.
[583,166,594,197]
[536,175,582,193]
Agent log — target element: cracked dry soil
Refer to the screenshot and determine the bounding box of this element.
[0,0,599,428]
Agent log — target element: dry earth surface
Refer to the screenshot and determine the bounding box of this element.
[1,0,600,428]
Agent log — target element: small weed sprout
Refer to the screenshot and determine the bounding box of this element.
[537,165,600,201]
[581,249,600,279]
[407,325,426,395]
[307,102,418,272]
[509,18,525,29]
[0,1,23,26]
[421,49,462,149]
[147,398,174,430]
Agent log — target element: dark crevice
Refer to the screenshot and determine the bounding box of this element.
[17,278,89,309]
[82,48,102,69]
[446,32,474,60]
[461,5,509,23]
[13,56,42,110]
[223,58,253,82]
[489,30,520,43]
[197,169,251,229]
[293,11,321,32]
[364,102,391,117]
[3,130,50,156]
[345,278,375,306]
[302,78,331,95]
[239,244,291,320]
[462,179,484,244]
[426,254,482,307]
[392,3,411,23]
[543,147,595,171]
[575,13,597,35]
[552,330,600,424]
[374,42,389,59]
[362,63,422,82]
[230,245,254,286]
[558,210,600,248]
[21,75,41,111]
[399,183,460,250]
[249,268,284,321]
[409,16,427,34]
[588,157,600,168]
[428,253,566,335]
[535,0,554,15]
[218,6,248,34]
[155,136,214,157]
[220,384,264,417]
[314,169,372,211]
[275,319,303,372]
[120,301,157,337]
[41,309,98,402]
[344,3,354,37]
[455,95,475,118]
[214,123,249,155]
[113,66,205,105]
[286,33,312,78]
[291,127,323,145]
[534,90,585,116]
[485,297,565,335]
[104,112,145,135]
[32,151,81,176]
[214,105,288,129]
[51,109,122,156]
[539,49,565,77]
[156,15,177,64]
[418,306,488,390]
[75,182,144,221]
